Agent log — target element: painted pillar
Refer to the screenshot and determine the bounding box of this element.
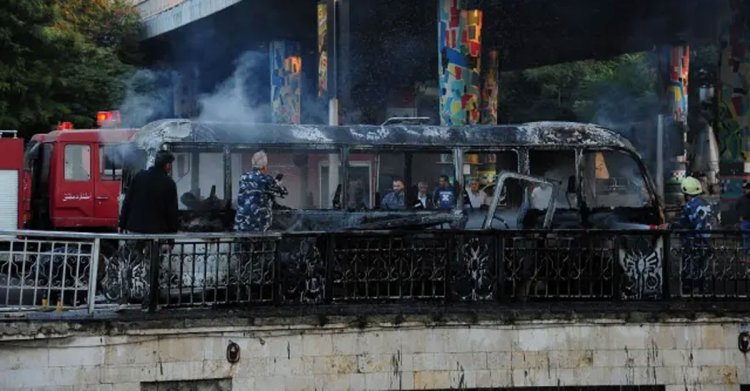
[480,49,499,124]
[665,45,690,128]
[718,0,750,164]
[656,44,689,207]
[317,1,328,98]
[270,41,302,124]
[438,0,483,125]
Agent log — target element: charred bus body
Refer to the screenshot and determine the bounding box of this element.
[3,120,665,307]
[129,120,664,232]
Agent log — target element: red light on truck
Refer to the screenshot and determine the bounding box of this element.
[56,122,74,130]
[97,111,122,128]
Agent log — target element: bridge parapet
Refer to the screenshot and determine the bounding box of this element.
[130,0,243,38]
[0,228,748,315]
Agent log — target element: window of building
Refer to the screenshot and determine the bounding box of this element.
[141,378,232,391]
[99,145,124,181]
[63,144,91,181]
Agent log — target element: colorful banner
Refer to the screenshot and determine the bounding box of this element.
[480,49,499,124]
[270,41,301,124]
[317,1,328,98]
[718,0,750,162]
[438,0,482,125]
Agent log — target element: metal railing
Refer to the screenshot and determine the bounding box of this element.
[1,229,750,315]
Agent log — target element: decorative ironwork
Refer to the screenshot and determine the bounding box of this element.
[280,237,326,304]
[331,234,447,301]
[619,235,663,300]
[5,229,750,314]
[0,239,94,310]
[451,236,495,301]
[101,240,149,304]
[500,234,618,300]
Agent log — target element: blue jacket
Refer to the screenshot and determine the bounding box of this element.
[675,196,714,231]
[234,168,275,232]
[381,190,406,210]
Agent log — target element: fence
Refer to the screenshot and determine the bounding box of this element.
[1,229,749,314]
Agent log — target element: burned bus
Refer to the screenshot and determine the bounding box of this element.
[127,119,664,232]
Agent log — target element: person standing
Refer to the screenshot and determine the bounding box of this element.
[414,181,433,209]
[433,175,456,209]
[234,151,276,232]
[465,178,488,209]
[119,150,179,234]
[117,150,179,310]
[737,182,750,254]
[664,177,715,294]
[381,178,406,210]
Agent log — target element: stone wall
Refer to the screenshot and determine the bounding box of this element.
[1,319,749,390]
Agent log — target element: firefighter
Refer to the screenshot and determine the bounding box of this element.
[664,176,714,294]
[672,176,715,231]
[736,182,750,254]
[119,150,179,234]
[234,151,276,232]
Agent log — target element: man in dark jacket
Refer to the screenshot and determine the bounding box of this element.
[119,150,179,233]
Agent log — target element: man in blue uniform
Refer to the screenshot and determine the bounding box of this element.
[667,176,715,294]
[234,151,275,232]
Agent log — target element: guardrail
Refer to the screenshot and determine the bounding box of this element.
[1,229,749,315]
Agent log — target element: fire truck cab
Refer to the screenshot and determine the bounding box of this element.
[22,126,136,230]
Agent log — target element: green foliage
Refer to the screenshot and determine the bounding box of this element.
[499,53,659,128]
[0,0,141,137]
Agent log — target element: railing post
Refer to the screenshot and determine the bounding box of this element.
[87,238,101,315]
[325,233,335,304]
[273,237,282,306]
[661,230,671,300]
[147,239,160,313]
[496,232,506,303]
[446,233,457,302]
[613,234,623,301]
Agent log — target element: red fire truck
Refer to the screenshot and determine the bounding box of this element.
[1,112,136,232]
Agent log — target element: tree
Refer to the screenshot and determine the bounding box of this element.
[0,0,141,137]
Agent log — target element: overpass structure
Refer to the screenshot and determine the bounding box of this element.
[129,0,748,192]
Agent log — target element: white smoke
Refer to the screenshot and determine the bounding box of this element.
[118,69,177,128]
[197,51,271,123]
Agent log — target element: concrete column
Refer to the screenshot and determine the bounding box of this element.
[657,44,690,207]
[438,0,483,125]
[718,0,750,164]
[270,41,302,124]
[317,1,329,99]
[480,49,499,124]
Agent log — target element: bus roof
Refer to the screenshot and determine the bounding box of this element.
[32,128,137,144]
[132,120,637,153]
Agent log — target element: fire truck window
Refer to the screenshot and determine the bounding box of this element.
[64,144,91,181]
[99,146,123,180]
[231,150,341,209]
